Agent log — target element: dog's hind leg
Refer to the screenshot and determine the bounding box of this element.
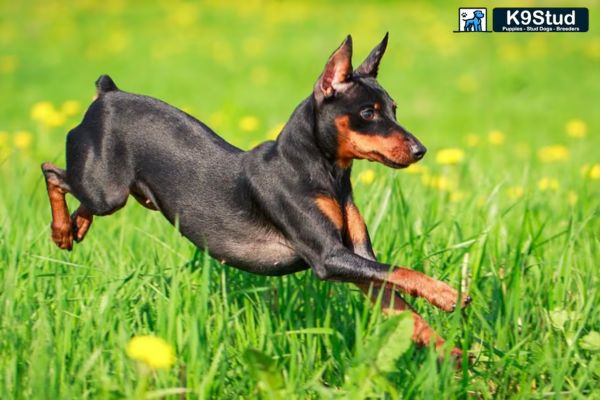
[71,205,93,242]
[41,162,75,250]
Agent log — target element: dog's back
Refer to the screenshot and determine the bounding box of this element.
[64,76,302,272]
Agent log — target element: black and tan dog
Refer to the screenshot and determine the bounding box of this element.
[42,34,470,359]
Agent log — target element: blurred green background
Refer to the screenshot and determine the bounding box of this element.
[1,0,598,155]
[1,0,599,398]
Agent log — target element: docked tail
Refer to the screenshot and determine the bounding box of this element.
[95,75,118,96]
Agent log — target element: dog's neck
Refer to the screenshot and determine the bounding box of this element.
[276,96,351,178]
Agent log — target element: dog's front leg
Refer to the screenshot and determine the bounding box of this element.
[345,200,462,357]
[344,199,471,312]
[264,193,468,360]
[355,283,463,360]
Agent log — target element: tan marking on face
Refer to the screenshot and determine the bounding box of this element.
[334,115,412,168]
[345,203,367,245]
[315,195,343,230]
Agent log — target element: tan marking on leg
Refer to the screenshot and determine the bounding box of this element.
[45,180,73,250]
[315,195,343,230]
[71,205,93,242]
[356,283,443,348]
[386,267,471,312]
[345,203,367,245]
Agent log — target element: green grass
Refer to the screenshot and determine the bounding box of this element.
[1,0,599,398]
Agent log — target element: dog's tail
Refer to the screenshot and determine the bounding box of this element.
[95,75,118,97]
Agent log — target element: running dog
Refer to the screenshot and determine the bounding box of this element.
[42,34,470,360]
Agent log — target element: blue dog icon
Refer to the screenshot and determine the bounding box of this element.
[462,10,485,31]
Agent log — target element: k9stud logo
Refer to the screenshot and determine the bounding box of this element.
[454,7,589,33]
[493,8,589,32]
[456,8,489,32]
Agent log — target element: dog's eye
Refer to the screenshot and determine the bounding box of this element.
[360,107,375,121]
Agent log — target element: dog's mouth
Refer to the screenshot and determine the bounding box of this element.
[368,152,410,169]
[379,156,409,169]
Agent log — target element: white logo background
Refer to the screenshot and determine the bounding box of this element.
[459,8,488,32]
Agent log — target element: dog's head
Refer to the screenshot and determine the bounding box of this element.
[313,34,426,169]
[474,10,484,18]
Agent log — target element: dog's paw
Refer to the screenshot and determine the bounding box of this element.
[71,210,93,242]
[450,293,472,312]
[51,222,73,250]
[428,281,471,313]
[437,347,473,369]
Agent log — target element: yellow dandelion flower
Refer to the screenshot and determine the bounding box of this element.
[404,163,428,175]
[31,101,66,128]
[13,130,32,150]
[537,177,559,192]
[0,55,18,74]
[126,335,175,369]
[422,174,454,191]
[464,134,479,147]
[44,110,66,128]
[488,130,505,145]
[567,191,578,206]
[266,122,285,140]
[589,164,600,180]
[527,37,547,58]
[498,43,521,63]
[565,119,587,139]
[31,101,55,121]
[167,3,198,27]
[358,169,376,185]
[435,148,465,165]
[584,38,600,59]
[0,131,8,147]
[239,116,259,132]
[450,190,466,202]
[61,100,81,117]
[456,74,478,93]
[107,30,129,54]
[537,145,570,163]
[507,186,524,200]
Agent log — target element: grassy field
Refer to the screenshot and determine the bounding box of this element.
[1,0,599,398]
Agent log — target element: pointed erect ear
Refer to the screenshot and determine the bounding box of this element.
[314,35,353,100]
[355,33,389,78]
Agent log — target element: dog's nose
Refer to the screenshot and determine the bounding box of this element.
[411,143,427,160]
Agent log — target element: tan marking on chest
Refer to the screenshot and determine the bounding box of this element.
[345,203,367,244]
[315,195,344,230]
